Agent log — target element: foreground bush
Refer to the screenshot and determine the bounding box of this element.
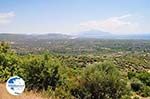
[140,86,150,97]
[21,54,61,91]
[136,72,150,86]
[129,72,150,97]
[72,61,130,99]
[0,42,20,82]
[130,78,143,92]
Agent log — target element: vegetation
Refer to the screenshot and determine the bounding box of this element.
[71,62,129,99]
[0,41,150,99]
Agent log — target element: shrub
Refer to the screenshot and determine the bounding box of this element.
[140,86,150,97]
[128,72,136,79]
[72,61,130,99]
[130,78,143,92]
[21,54,61,91]
[0,42,20,82]
[136,72,150,86]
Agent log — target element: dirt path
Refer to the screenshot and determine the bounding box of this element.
[0,83,46,99]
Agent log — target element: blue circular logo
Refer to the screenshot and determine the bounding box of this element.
[6,76,25,95]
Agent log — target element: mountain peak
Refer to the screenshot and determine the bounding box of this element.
[79,30,111,35]
[76,30,112,38]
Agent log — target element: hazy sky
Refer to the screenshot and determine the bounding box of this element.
[0,0,150,34]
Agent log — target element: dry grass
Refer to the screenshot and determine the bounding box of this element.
[0,83,49,99]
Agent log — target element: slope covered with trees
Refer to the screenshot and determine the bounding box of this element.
[0,42,150,99]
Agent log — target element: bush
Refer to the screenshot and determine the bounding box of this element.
[140,86,150,97]
[72,61,130,99]
[130,78,143,92]
[128,72,136,79]
[136,72,150,86]
[130,75,150,97]
[0,42,21,82]
[21,54,61,91]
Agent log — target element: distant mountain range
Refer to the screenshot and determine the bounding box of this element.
[0,30,150,41]
[75,30,150,40]
[0,33,70,41]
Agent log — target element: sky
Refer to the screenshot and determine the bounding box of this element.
[0,0,150,35]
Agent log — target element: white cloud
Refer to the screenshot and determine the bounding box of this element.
[0,11,15,25]
[80,14,141,34]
